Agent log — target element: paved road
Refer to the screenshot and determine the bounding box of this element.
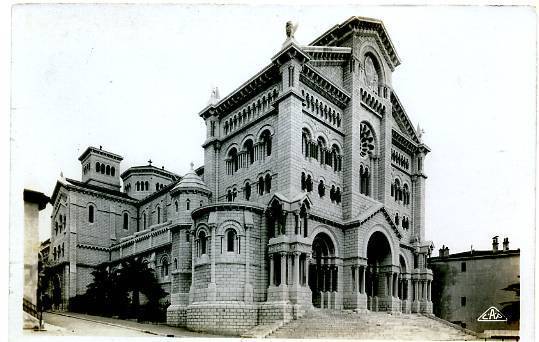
[27,312,224,337]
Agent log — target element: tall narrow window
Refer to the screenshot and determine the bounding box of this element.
[244,182,251,201]
[123,213,128,230]
[145,181,149,191]
[301,172,306,191]
[175,201,179,212]
[318,180,325,197]
[258,177,264,195]
[186,199,191,210]
[96,162,100,172]
[243,140,254,165]
[106,165,110,175]
[174,258,178,270]
[261,130,272,156]
[157,206,161,224]
[161,257,169,277]
[143,212,147,230]
[265,174,272,193]
[227,229,236,252]
[88,205,94,223]
[199,231,207,256]
[111,167,115,177]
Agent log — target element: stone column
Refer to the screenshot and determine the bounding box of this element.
[208,225,217,301]
[352,266,357,293]
[304,254,310,287]
[423,280,427,300]
[294,252,300,285]
[189,229,195,304]
[269,253,274,286]
[361,266,366,294]
[387,273,392,298]
[244,225,253,302]
[280,252,287,287]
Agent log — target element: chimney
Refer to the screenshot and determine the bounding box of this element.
[438,245,450,258]
[503,237,509,251]
[492,236,499,252]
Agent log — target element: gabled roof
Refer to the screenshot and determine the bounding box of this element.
[50,177,136,204]
[78,146,123,162]
[309,16,401,69]
[347,204,402,239]
[390,91,421,144]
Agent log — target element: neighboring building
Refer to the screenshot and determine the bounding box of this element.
[24,189,50,329]
[45,16,434,335]
[429,237,520,333]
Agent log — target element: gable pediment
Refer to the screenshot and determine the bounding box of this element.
[347,204,402,240]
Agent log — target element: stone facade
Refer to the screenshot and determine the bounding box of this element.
[44,16,434,335]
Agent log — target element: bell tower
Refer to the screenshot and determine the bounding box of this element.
[78,146,123,191]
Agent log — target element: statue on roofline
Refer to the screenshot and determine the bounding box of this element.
[286,21,298,39]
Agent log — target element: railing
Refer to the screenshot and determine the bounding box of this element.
[23,298,43,329]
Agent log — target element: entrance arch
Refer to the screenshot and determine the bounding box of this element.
[52,274,62,310]
[308,232,337,308]
[365,231,393,311]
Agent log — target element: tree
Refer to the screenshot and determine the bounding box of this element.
[118,257,167,321]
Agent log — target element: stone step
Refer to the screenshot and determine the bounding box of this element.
[269,309,478,340]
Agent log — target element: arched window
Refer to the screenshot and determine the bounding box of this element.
[360,166,371,196]
[301,172,306,191]
[161,256,169,278]
[157,206,161,224]
[243,139,254,165]
[174,258,178,270]
[306,174,313,192]
[226,229,237,252]
[55,222,58,235]
[175,201,178,212]
[111,167,115,177]
[318,180,325,197]
[136,181,140,191]
[198,231,207,256]
[332,144,342,172]
[227,189,233,202]
[317,137,326,164]
[200,200,204,207]
[88,205,94,223]
[227,147,239,175]
[186,199,190,210]
[260,129,272,156]
[123,213,129,230]
[232,188,238,200]
[53,247,56,260]
[395,213,400,226]
[364,55,380,94]
[330,185,336,202]
[62,243,65,257]
[100,164,105,174]
[264,174,272,193]
[244,182,251,201]
[145,181,149,191]
[106,165,110,175]
[336,187,342,204]
[258,177,264,195]
[95,162,100,172]
[302,129,311,158]
[156,183,160,191]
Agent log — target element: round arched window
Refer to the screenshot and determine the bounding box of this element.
[364,55,379,94]
[360,122,375,157]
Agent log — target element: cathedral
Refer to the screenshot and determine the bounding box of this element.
[46,16,434,335]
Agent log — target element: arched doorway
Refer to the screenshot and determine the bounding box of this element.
[366,231,392,311]
[308,232,337,308]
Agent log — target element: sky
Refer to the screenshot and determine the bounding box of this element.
[11,4,536,254]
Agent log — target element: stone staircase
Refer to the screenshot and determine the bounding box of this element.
[269,309,479,340]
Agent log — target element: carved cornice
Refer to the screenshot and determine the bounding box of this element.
[198,64,279,120]
[392,130,418,155]
[300,64,351,109]
[77,243,110,252]
[360,87,386,116]
[391,92,421,144]
[309,16,401,70]
[302,46,352,63]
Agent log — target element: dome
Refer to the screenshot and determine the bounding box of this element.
[171,165,211,195]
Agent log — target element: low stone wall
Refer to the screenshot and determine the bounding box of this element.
[186,302,258,336]
[166,305,187,327]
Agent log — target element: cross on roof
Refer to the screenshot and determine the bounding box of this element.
[190,162,194,170]
[148,159,152,166]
